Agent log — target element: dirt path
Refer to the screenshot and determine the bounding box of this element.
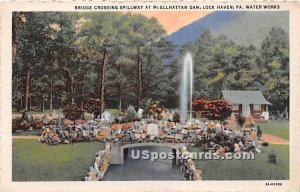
[13,136,39,139]
[261,134,289,145]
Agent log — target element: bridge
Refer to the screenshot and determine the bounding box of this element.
[109,142,186,165]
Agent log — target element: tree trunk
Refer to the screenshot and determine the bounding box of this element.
[118,64,122,112]
[142,51,152,98]
[49,76,53,114]
[12,13,19,66]
[81,72,85,108]
[64,68,76,104]
[99,48,108,115]
[20,97,22,111]
[29,96,32,110]
[136,47,141,109]
[23,66,30,110]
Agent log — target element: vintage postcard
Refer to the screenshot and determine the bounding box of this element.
[1,0,300,191]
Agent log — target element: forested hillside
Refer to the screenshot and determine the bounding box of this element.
[12,12,289,113]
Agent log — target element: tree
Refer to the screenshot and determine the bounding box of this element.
[14,12,54,111]
[78,12,124,114]
[259,27,289,112]
[12,12,26,66]
[13,12,175,112]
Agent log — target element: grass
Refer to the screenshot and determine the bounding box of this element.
[189,144,289,180]
[12,139,105,181]
[257,120,289,140]
[106,109,119,116]
[83,109,119,120]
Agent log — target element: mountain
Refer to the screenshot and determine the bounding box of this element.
[166,11,289,55]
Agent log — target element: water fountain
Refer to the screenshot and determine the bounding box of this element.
[179,52,193,124]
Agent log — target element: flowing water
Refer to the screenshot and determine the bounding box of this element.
[179,53,193,123]
[103,146,185,181]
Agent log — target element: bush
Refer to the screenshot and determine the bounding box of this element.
[262,142,269,147]
[192,99,232,121]
[83,98,101,119]
[268,151,277,164]
[173,112,180,123]
[125,105,137,122]
[12,118,45,132]
[237,114,246,127]
[63,104,84,124]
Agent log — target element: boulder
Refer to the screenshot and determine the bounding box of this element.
[116,133,125,139]
[96,129,110,140]
[141,133,146,139]
[134,133,141,139]
[187,129,194,134]
[123,135,130,142]
[167,122,175,128]
[175,134,184,140]
[181,129,188,134]
[114,138,119,142]
[165,135,175,139]
[147,124,159,137]
[189,133,196,140]
[135,128,143,134]
[176,123,182,129]
[164,128,172,135]
[130,132,135,140]
[111,134,116,139]
[159,134,165,139]
[128,122,134,129]
[195,128,201,135]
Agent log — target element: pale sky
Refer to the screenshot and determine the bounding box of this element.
[129,11,212,35]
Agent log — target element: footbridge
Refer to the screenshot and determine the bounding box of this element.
[109,142,185,165]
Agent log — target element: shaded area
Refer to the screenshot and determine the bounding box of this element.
[103,146,185,181]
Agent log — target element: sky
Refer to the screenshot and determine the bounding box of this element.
[130,11,212,35]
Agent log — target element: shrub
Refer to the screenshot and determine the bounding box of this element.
[268,151,277,164]
[125,105,137,122]
[173,112,180,123]
[237,114,246,127]
[262,142,269,147]
[83,98,101,119]
[63,103,84,124]
[192,99,232,121]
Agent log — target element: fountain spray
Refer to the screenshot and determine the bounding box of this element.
[179,52,193,124]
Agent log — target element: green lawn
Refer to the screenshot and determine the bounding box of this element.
[12,139,105,181]
[257,120,289,140]
[189,144,289,180]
